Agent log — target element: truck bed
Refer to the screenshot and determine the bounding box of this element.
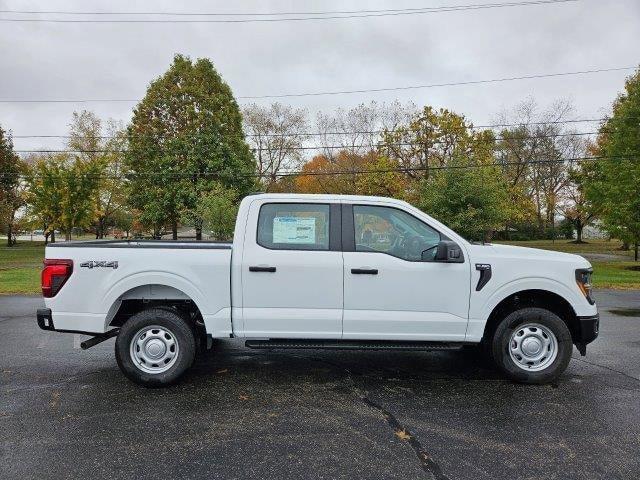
[43,240,233,335]
[48,239,232,249]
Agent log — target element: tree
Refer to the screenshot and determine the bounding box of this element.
[316,101,417,158]
[354,155,407,199]
[380,106,477,181]
[0,125,24,246]
[68,111,129,238]
[418,132,510,242]
[192,183,238,241]
[295,151,371,194]
[126,54,256,240]
[27,154,100,241]
[243,103,307,189]
[584,68,640,260]
[559,166,596,243]
[495,98,581,237]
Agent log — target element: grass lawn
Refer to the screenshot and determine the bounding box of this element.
[0,238,638,294]
[590,261,640,290]
[495,239,639,289]
[494,238,634,257]
[0,267,41,294]
[0,242,45,295]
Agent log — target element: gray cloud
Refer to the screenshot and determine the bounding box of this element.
[1,0,638,151]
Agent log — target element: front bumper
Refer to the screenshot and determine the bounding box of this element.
[574,313,599,355]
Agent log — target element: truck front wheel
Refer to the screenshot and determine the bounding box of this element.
[492,307,573,384]
[115,307,196,387]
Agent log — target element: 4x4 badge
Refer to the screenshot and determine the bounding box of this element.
[80,261,119,269]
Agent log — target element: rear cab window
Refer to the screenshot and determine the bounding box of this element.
[257,203,331,251]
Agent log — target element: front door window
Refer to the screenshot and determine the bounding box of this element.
[353,205,441,262]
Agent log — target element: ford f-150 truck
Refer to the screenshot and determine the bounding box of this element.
[37,193,599,386]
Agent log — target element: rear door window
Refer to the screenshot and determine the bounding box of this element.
[257,203,330,251]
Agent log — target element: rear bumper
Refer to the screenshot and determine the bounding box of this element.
[36,308,101,335]
[574,313,599,355]
[37,308,55,330]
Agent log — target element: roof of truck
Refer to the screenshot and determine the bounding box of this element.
[244,193,408,205]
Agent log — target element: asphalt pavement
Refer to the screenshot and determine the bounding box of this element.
[1,290,639,480]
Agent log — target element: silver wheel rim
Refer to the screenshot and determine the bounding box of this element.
[508,323,558,372]
[129,325,179,374]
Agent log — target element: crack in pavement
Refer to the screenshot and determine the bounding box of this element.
[572,356,640,382]
[361,396,450,480]
[284,353,450,480]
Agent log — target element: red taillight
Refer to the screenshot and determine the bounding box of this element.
[42,259,73,298]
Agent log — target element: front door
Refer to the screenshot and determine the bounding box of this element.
[241,201,343,338]
[342,204,471,341]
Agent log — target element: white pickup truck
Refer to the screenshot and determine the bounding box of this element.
[37,193,599,386]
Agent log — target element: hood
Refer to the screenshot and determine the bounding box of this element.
[476,243,592,267]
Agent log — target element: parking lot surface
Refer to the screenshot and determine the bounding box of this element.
[1,290,639,480]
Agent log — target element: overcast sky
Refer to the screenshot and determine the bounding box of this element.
[1,0,639,152]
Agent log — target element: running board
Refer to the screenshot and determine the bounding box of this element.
[245,339,464,351]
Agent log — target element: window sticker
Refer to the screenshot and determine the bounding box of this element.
[273,216,317,244]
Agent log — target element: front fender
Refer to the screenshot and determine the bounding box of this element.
[465,276,597,342]
[481,277,592,321]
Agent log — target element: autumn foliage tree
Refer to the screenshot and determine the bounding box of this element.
[0,124,24,246]
[243,102,307,190]
[27,154,100,241]
[584,68,640,260]
[419,131,511,242]
[294,150,406,198]
[68,111,129,239]
[126,54,255,239]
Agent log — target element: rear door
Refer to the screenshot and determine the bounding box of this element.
[342,203,471,341]
[240,200,343,338]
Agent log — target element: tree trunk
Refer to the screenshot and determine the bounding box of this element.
[7,223,13,247]
[98,218,105,239]
[635,241,638,262]
[50,230,56,243]
[172,220,178,240]
[195,226,202,241]
[65,230,71,241]
[576,221,583,243]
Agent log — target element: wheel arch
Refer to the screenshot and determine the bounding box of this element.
[481,289,580,345]
[102,273,208,331]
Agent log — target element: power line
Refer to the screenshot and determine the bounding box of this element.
[0,0,577,23]
[10,129,601,142]
[11,131,599,155]
[239,67,636,99]
[1,155,634,180]
[10,118,614,141]
[0,1,577,17]
[1,66,634,104]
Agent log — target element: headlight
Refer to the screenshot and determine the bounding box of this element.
[575,268,595,305]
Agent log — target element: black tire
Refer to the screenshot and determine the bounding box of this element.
[115,307,196,387]
[491,307,572,384]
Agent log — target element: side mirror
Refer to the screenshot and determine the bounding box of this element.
[435,240,464,263]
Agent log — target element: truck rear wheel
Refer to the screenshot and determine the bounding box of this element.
[115,307,196,387]
[492,307,572,384]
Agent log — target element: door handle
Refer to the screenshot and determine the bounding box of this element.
[249,266,276,273]
[351,268,378,275]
